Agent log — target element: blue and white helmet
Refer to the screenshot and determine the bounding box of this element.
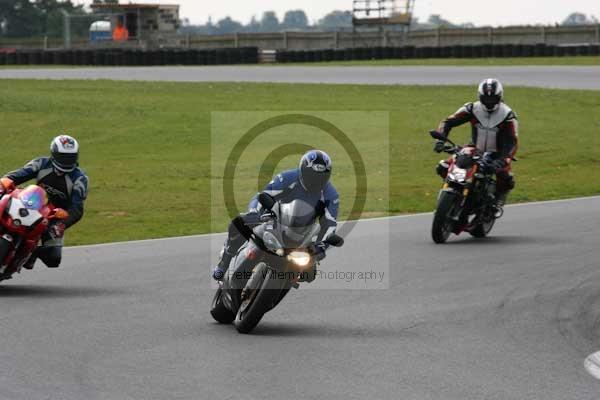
[478,78,504,112]
[299,150,332,193]
[50,135,79,172]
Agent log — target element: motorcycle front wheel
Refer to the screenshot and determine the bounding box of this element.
[431,190,458,244]
[234,263,283,334]
[0,238,13,282]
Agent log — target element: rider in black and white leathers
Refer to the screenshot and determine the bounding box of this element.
[435,78,519,208]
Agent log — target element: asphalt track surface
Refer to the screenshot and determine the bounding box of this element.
[1,65,600,89]
[1,196,599,399]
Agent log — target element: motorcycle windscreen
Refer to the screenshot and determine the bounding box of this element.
[18,185,48,211]
[277,199,320,248]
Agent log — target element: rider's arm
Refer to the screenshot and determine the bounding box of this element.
[437,103,474,138]
[65,174,89,228]
[317,183,339,243]
[4,158,46,185]
[500,112,519,161]
[247,172,290,211]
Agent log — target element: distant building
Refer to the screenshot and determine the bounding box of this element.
[90,2,180,45]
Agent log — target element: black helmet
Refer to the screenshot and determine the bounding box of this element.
[50,135,79,173]
[478,78,504,112]
[299,150,332,193]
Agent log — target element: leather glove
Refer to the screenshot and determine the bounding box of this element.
[0,177,15,196]
[48,222,66,240]
[433,140,446,153]
[312,243,327,262]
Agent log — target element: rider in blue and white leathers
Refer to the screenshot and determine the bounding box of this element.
[212,150,339,281]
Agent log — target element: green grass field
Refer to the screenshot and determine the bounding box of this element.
[275,56,600,66]
[0,80,598,245]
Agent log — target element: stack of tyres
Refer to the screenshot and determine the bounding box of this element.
[382,47,394,60]
[5,52,16,65]
[0,53,6,65]
[578,45,590,56]
[392,47,404,59]
[481,44,493,58]
[121,50,134,66]
[16,51,29,65]
[227,49,239,64]
[215,49,228,65]
[534,43,546,57]
[463,45,475,58]
[205,49,217,65]
[522,44,534,57]
[294,50,306,63]
[354,47,368,60]
[344,47,354,61]
[305,50,316,62]
[322,49,334,62]
[417,46,433,59]
[451,45,463,58]
[372,46,383,60]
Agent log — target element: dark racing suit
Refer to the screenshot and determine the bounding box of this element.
[218,168,339,275]
[3,157,89,268]
[436,101,519,202]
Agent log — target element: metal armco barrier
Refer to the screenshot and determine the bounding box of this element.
[276,44,600,63]
[0,47,259,66]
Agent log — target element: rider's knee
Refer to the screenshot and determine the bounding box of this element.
[38,246,62,268]
[497,172,515,192]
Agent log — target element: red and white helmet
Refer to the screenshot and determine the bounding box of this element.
[478,78,504,112]
[50,135,79,172]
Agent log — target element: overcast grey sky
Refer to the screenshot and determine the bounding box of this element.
[76,1,600,26]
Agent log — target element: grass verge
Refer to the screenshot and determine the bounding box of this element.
[0,80,598,245]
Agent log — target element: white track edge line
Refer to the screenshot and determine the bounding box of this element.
[65,194,600,250]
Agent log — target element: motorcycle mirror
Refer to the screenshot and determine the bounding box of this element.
[257,192,276,211]
[429,130,445,141]
[325,234,344,247]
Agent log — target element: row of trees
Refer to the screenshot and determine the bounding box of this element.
[180,10,354,35]
[181,11,600,35]
[0,0,87,38]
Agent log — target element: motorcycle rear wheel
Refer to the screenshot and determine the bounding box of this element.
[432,191,457,244]
[470,218,495,238]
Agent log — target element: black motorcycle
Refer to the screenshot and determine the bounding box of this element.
[210,193,344,333]
[430,130,509,244]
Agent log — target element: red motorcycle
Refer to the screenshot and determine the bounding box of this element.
[429,130,508,244]
[0,183,68,282]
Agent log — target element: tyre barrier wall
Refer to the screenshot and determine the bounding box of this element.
[0,47,259,66]
[276,44,600,63]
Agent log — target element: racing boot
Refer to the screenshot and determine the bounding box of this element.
[493,191,508,219]
[211,246,235,281]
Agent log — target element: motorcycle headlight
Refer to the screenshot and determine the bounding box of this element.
[448,167,467,182]
[287,251,311,268]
